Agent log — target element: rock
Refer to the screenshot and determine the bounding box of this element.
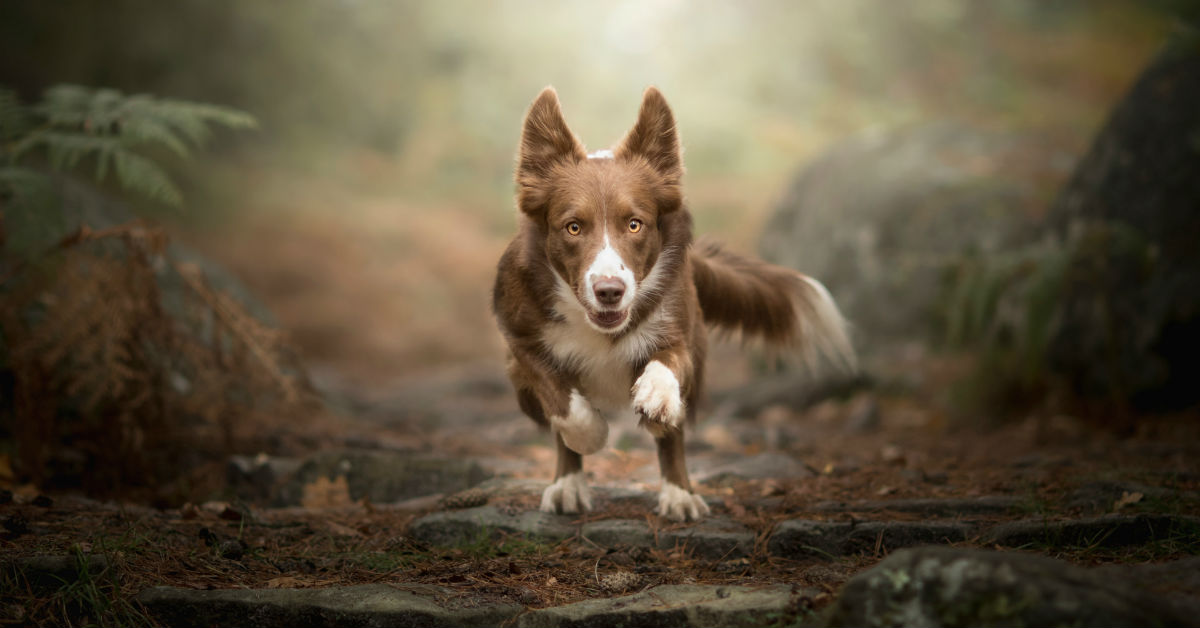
[277,450,490,506]
[660,517,757,560]
[843,395,881,433]
[137,584,521,628]
[810,496,1021,517]
[983,514,1200,549]
[581,519,655,549]
[825,546,1193,627]
[768,519,972,559]
[227,455,304,504]
[1065,481,1173,513]
[760,123,1058,352]
[697,452,813,485]
[582,516,756,560]
[1045,35,1200,410]
[408,505,575,546]
[517,584,816,628]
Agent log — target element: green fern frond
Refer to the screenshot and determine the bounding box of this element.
[5,83,256,208]
[112,151,183,206]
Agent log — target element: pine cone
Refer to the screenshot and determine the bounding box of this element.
[600,571,643,594]
[439,488,489,510]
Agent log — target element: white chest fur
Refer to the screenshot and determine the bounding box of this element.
[540,312,669,414]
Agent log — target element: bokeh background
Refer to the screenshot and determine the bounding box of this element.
[2,0,1196,500]
[0,0,1170,380]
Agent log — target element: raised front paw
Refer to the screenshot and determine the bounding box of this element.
[632,360,684,437]
[540,472,592,514]
[550,390,608,455]
[657,482,710,522]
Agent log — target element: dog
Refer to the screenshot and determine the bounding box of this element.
[492,87,855,521]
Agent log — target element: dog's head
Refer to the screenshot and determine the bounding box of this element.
[516,87,688,335]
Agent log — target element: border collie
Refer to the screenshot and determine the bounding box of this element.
[492,87,855,521]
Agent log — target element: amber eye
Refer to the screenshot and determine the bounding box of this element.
[628,219,643,233]
[566,221,581,236]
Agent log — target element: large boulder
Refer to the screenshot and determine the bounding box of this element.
[1044,38,1200,410]
[826,546,1194,627]
[759,123,1063,354]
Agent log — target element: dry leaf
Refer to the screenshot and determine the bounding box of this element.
[180,503,200,520]
[266,576,303,589]
[301,475,353,509]
[324,520,362,538]
[1113,491,1144,511]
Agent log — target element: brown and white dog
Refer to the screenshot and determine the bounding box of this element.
[492,87,855,521]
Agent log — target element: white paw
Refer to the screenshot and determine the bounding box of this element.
[550,390,608,455]
[540,472,592,514]
[632,360,684,437]
[656,482,710,522]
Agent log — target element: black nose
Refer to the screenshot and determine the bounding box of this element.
[593,277,625,306]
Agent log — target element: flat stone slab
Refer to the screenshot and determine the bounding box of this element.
[826,546,1195,627]
[137,584,521,628]
[240,450,493,507]
[582,517,756,559]
[983,514,1200,548]
[408,505,576,546]
[518,584,816,628]
[768,519,972,559]
[810,496,1022,517]
[696,452,813,485]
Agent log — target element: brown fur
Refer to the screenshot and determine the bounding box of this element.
[493,87,854,520]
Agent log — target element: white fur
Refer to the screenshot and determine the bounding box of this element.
[796,276,857,373]
[587,149,614,160]
[583,234,637,313]
[541,471,592,514]
[545,265,673,411]
[657,482,709,522]
[631,360,684,435]
[550,389,609,455]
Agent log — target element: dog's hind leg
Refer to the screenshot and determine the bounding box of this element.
[540,434,592,514]
[654,431,710,521]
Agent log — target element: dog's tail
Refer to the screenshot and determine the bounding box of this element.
[690,238,857,373]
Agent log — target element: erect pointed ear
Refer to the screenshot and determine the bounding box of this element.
[516,88,586,215]
[614,86,682,184]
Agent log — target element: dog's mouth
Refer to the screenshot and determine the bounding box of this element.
[587,308,629,331]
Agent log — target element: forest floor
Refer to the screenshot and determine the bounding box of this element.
[4,358,1200,626]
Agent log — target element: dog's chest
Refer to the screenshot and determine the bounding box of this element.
[540,319,661,413]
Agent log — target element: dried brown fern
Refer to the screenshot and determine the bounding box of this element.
[0,221,316,502]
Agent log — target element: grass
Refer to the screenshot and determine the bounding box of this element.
[1,547,154,628]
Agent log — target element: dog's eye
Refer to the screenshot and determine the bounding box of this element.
[566,222,581,236]
[628,219,643,233]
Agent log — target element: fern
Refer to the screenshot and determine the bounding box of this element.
[2,84,255,210]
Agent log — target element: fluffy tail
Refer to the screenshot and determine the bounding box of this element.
[690,238,857,373]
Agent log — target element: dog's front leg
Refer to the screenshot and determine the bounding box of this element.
[631,350,710,521]
[507,351,605,514]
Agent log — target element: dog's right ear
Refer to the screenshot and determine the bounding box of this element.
[517,87,586,217]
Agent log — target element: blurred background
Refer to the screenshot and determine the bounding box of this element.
[1,0,1196,503]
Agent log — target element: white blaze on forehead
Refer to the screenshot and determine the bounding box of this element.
[585,233,636,311]
[587,149,614,160]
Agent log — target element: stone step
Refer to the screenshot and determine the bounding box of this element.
[518,584,817,628]
[407,505,1200,560]
[137,583,522,628]
[136,583,816,628]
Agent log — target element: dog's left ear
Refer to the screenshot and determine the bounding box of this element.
[615,87,683,186]
[517,87,586,217]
